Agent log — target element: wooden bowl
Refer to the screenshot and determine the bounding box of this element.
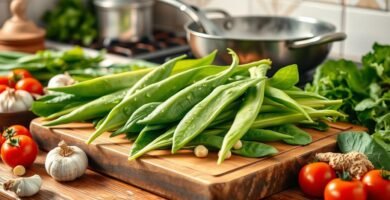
[0,111,36,131]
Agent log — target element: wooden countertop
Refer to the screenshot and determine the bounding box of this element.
[0,152,311,200]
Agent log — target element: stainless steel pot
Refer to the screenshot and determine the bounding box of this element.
[94,0,154,42]
[186,16,346,73]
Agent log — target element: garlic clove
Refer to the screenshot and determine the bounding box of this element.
[3,174,42,197]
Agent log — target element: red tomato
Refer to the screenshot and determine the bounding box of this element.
[0,76,10,86]
[3,125,32,139]
[299,162,337,197]
[15,77,43,95]
[324,178,367,200]
[1,135,38,168]
[362,170,390,200]
[8,69,32,81]
[0,85,8,93]
[0,135,5,148]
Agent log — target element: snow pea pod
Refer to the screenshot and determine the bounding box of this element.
[216,110,345,130]
[44,89,128,126]
[218,65,269,163]
[112,102,162,136]
[129,126,175,160]
[87,65,227,144]
[189,135,278,158]
[48,52,216,97]
[265,85,313,122]
[172,77,266,153]
[139,49,239,124]
[241,129,294,142]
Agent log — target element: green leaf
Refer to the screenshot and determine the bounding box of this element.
[270,124,312,145]
[338,131,390,170]
[269,64,299,89]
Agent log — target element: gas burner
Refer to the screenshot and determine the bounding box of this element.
[87,30,191,63]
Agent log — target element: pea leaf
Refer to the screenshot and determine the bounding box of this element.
[337,131,390,170]
[270,124,312,145]
[269,64,299,89]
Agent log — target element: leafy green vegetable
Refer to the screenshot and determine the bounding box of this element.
[43,0,97,45]
[337,131,390,170]
[271,124,312,145]
[306,43,390,132]
[269,64,299,90]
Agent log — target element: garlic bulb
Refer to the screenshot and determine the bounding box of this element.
[3,174,42,197]
[47,74,75,88]
[45,141,88,181]
[0,88,34,113]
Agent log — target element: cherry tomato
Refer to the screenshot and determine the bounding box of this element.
[362,170,390,200]
[299,162,337,197]
[324,178,367,200]
[1,135,38,168]
[3,125,32,139]
[8,69,32,82]
[0,85,8,93]
[15,77,43,95]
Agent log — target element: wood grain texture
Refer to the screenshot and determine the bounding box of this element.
[30,118,364,200]
[0,151,164,200]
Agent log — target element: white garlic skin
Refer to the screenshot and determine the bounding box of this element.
[45,145,88,181]
[47,74,75,88]
[0,88,34,113]
[4,174,42,197]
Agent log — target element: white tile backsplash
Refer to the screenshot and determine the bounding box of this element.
[344,6,390,60]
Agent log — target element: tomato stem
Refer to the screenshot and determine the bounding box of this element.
[338,171,352,181]
[381,169,390,180]
[8,138,20,147]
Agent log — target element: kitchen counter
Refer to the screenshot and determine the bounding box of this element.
[0,151,311,200]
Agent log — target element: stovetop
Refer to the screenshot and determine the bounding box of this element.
[46,29,317,85]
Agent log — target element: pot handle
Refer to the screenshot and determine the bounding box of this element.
[288,32,347,49]
[158,0,224,35]
[203,9,233,29]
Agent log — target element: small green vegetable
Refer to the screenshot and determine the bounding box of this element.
[112,102,162,136]
[241,129,294,142]
[172,77,266,153]
[44,89,127,126]
[218,64,269,164]
[139,49,242,125]
[270,124,312,145]
[265,86,313,122]
[189,135,278,158]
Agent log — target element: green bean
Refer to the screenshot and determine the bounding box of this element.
[284,90,328,100]
[44,89,128,126]
[44,105,82,120]
[86,65,228,144]
[217,109,345,129]
[129,126,175,160]
[139,49,240,125]
[270,124,312,145]
[241,129,294,142]
[112,102,162,137]
[189,135,278,158]
[218,65,269,164]
[295,99,343,108]
[48,52,216,97]
[32,93,92,117]
[0,51,30,59]
[265,85,313,122]
[172,77,266,153]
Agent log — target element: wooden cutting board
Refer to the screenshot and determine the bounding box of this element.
[30,118,364,200]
